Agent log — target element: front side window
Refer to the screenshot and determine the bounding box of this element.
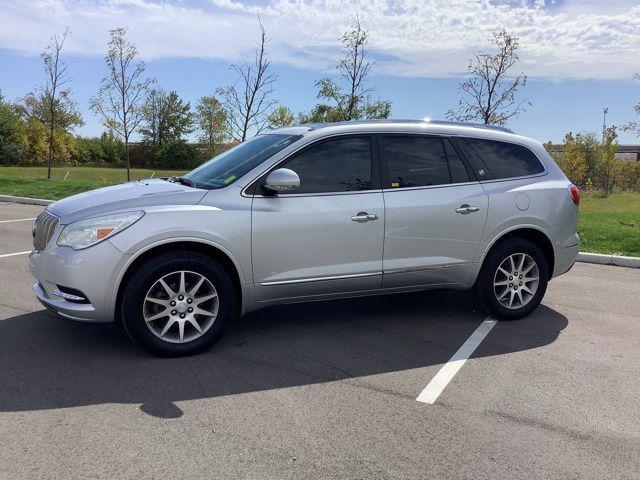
[279,136,373,194]
[465,138,545,179]
[184,134,301,189]
[381,136,451,188]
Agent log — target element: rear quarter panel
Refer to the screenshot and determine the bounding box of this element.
[473,144,579,279]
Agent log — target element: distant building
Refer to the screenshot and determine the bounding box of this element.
[547,144,640,162]
[614,146,640,162]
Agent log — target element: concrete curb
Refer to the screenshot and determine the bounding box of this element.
[0,195,54,206]
[576,252,640,268]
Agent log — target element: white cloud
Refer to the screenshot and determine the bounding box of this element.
[0,0,639,79]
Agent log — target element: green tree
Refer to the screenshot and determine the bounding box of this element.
[195,95,227,155]
[303,19,391,123]
[91,27,154,181]
[595,127,620,195]
[140,89,193,148]
[267,105,295,129]
[447,30,529,126]
[0,92,28,165]
[20,89,82,166]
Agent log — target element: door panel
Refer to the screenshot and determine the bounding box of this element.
[378,134,488,288]
[382,183,488,288]
[252,193,384,301]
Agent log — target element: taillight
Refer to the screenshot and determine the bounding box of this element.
[568,184,580,205]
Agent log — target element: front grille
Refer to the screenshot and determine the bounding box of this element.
[33,210,59,251]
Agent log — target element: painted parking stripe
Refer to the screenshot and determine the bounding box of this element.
[0,217,36,224]
[417,317,497,404]
[0,251,31,258]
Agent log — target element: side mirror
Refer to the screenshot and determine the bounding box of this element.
[264,168,300,192]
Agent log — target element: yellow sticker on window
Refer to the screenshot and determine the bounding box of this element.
[391,182,400,187]
[223,175,237,184]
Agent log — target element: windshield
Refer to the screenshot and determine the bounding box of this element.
[183,134,302,189]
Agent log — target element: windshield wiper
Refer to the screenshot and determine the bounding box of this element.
[168,176,197,188]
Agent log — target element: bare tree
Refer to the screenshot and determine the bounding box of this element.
[303,19,390,123]
[40,28,77,179]
[623,73,640,136]
[217,21,277,142]
[91,27,154,181]
[447,30,529,126]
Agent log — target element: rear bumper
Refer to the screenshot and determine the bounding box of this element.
[553,241,579,278]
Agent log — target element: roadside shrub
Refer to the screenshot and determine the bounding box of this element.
[72,133,125,167]
[151,141,203,169]
[548,128,638,195]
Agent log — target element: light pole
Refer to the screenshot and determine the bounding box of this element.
[602,107,608,144]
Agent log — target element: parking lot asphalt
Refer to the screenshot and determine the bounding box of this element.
[0,202,638,480]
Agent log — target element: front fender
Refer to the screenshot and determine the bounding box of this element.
[107,204,252,315]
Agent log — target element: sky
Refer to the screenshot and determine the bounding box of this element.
[1,0,639,143]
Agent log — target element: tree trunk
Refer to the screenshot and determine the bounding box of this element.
[47,105,55,180]
[47,129,54,180]
[125,137,131,182]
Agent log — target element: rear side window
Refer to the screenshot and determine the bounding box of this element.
[281,136,372,194]
[465,138,544,179]
[381,136,450,188]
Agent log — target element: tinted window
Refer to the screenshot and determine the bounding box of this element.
[280,136,372,194]
[185,134,301,189]
[382,136,450,188]
[466,138,544,179]
[444,139,470,183]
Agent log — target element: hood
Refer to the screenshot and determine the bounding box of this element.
[48,178,208,224]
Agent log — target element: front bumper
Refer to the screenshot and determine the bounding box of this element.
[32,281,98,321]
[29,240,130,322]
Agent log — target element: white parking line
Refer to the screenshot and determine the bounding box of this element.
[0,218,36,224]
[417,317,497,404]
[0,251,31,258]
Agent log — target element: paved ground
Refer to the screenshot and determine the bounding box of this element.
[0,202,638,480]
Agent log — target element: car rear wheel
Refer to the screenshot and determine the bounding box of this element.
[121,251,235,356]
[475,238,549,320]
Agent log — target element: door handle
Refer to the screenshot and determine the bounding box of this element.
[351,212,379,223]
[455,204,480,214]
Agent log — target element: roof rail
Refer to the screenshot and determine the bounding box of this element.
[298,119,515,134]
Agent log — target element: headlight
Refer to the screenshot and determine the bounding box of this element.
[57,211,145,250]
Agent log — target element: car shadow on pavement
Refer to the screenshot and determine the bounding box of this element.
[0,289,567,417]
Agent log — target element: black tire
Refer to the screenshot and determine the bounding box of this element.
[121,251,236,357]
[474,238,549,320]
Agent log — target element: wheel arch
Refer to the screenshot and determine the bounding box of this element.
[481,227,555,280]
[114,239,245,323]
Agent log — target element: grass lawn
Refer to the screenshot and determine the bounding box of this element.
[0,166,186,200]
[1,167,639,256]
[579,192,640,257]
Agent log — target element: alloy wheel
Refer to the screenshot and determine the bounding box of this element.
[493,253,540,310]
[143,270,219,343]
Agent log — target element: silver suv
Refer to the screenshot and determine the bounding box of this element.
[29,120,580,356]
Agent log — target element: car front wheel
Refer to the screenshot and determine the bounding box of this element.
[121,251,235,356]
